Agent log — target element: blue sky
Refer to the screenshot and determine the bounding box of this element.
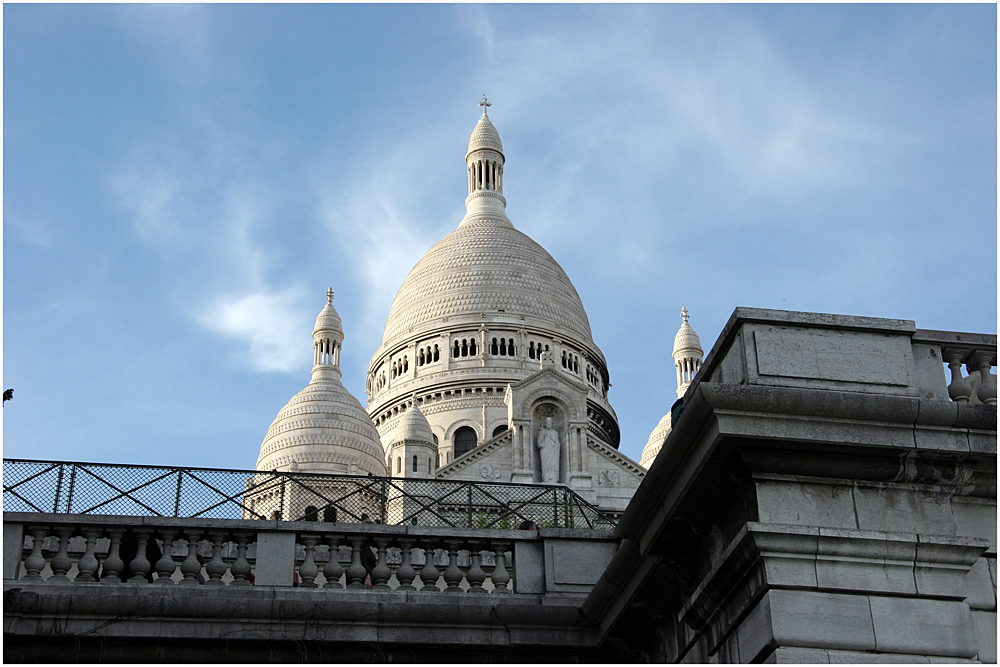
[4,4,997,469]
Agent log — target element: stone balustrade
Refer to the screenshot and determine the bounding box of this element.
[3,514,539,593]
[912,329,998,405]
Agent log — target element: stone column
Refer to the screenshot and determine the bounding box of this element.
[510,419,534,484]
[569,424,593,494]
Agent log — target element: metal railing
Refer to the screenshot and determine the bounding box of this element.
[3,459,615,530]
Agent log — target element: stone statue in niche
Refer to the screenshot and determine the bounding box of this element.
[536,417,561,483]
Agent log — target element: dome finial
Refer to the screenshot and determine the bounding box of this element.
[479,95,491,118]
[326,287,334,305]
[681,306,689,324]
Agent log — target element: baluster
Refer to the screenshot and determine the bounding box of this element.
[395,539,417,591]
[128,529,153,584]
[443,540,463,593]
[153,530,178,585]
[490,541,511,594]
[205,531,227,586]
[466,542,487,594]
[230,533,252,586]
[76,528,101,582]
[101,528,126,584]
[323,536,344,589]
[946,350,973,402]
[419,542,441,591]
[970,351,998,405]
[179,534,202,586]
[49,527,74,581]
[299,534,319,588]
[23,526,49,581]
[346,537,368,589]
[372,537,391,590]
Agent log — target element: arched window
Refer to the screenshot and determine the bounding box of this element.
[396,457,401,474]
[491,338,498,355]
[412,455,418,473]
[453,341,460,358]
[419,349,425,366]
[492,424,508,439]
[304,505,318,522]
[508,339,515,356]
[499,338,507,356]
[433,434,438,445]
[561,351,567,368]
[433,345,440,362]
[323,507,337,523]
[461,340,468,357]
[454,426,477,457]
[470,339,477,355]
[403,356,408,372]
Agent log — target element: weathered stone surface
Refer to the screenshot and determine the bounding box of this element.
[951,496,997,552]
[852,484,957,536]
[768,647,831,663]
[869,596,978,658]
[824,649,931,663]
[254,532,296,586]
[755,479,857,529]
[513,539,543,594]
[753,327,913,388]
[543,539,615,592]
[970,609,996,663]
[3,523,23,580]
[768,590,877,652]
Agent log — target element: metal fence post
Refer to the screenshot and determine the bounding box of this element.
[278,473,285,521]
[53,464,65,514]
[174,472,183,517]
[66,466,77,514]
[380,477,387,524]
[468,483,473,528]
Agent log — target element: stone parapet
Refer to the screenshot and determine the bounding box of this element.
[583,308,996,663]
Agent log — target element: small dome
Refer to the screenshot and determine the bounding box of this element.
[314,288,343,338]
[257,380,386,476]
[467,115,503,156]
[640,412,672,469]
[394,401,434,444]
[673,307,702,359]
[258,291,386,476]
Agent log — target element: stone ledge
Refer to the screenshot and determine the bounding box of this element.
[3,583,599,647]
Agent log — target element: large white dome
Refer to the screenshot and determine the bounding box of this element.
[381,219,595,351]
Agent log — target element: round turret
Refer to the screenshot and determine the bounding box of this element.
[258,290,386,476]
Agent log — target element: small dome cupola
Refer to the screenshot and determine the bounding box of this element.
[397,399,434,443]
[257,288,386,477]
[313,287,344,382]
[673,307,704,399]
[387,394,438,479]
[463,96,508,222]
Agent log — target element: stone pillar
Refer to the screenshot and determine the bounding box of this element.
[569,424,593,493]
[510,419,534,484]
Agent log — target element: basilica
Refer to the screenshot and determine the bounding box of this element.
[254,100,703,516]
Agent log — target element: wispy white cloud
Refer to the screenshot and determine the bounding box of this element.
[197,287,311,373]
[4,210,59,248]
[107,113,314,374]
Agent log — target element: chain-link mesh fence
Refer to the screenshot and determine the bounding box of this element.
[4,459,615,530]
